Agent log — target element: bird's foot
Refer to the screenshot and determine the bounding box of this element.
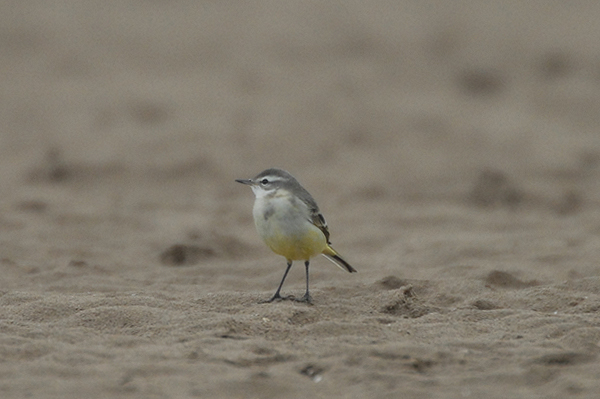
[261,293,293,303]
[293,293,313,305]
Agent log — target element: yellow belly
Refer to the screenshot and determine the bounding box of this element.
[263,227,327,261]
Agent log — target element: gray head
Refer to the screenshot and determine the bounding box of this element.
[236,168,298,192]
[236,168,316,204]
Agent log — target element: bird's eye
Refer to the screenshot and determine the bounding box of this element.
[260,179,269,185]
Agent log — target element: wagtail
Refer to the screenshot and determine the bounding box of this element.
[236,168,356,303]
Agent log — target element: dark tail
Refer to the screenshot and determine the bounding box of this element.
[322,248,357,273]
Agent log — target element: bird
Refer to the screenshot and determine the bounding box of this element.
[236,168,356,303]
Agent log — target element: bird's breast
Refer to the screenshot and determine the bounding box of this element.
[252,195,326,260]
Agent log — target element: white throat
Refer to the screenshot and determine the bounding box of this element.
[251,186,276,199]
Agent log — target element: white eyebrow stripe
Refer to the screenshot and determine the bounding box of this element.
[261,176,284,182]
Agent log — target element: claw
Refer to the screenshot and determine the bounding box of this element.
[261,293,293,303]
[294,293,313,304]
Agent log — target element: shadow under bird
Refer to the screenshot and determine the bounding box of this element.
[236,168,356,304]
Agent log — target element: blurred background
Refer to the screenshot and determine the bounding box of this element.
[4,4,600,396]
[2,0,600,251]
[5,4,600,399]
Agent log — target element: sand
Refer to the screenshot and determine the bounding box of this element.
[1,1,600,398]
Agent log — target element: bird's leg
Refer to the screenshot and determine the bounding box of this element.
[294,260,313,304]
[263,261,293,303]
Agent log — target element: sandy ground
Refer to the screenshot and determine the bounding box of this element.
[2,1,600,398]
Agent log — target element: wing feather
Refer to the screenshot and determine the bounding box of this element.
[309,208,331,243]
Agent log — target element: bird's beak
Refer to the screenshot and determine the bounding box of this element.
[235,178,253,185]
